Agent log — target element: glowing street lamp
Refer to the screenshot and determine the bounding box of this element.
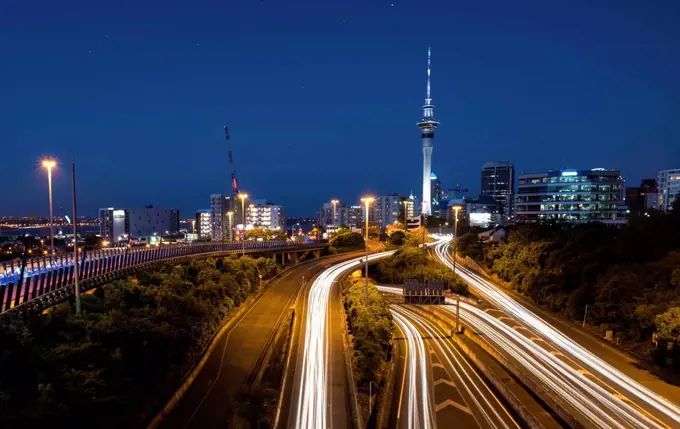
[238,193,249,255]
[331,199,339,227]
[360,196,375,305]
[227,211,234,242]
[451,205,462,274]
[41,159,56,256]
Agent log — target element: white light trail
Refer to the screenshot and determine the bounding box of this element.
[294,250,394,429]
[433,239,680,428]
[392,308,437,429]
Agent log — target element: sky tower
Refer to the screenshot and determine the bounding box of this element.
[417,45,440,216]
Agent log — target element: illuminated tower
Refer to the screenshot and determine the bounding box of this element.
[417,45,440,216]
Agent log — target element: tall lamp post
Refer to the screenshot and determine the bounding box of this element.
[452,205,461,274]
[360,196,374,305]
[401,200,409,230]
[71,159,81,316]
[331,199,339,227]
[42,159,56,257]
[238,193,248,255]
[227,211,234,242]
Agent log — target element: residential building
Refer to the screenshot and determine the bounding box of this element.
[195,209,212,240]
[210,194,236,241]
[515,168,626,224]
[373,194,404,229]
[657,169,680,211]
[245,199,285,229]
[318,201,350,228]
[625,178,658,214]
[99,206,180,241]
[348,205,363,228]
[481,161,515,224]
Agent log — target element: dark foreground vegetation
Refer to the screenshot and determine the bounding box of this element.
[0,255,279,428]
[329,231,365,253]
[375,246,469,295]
[457,201,680,370]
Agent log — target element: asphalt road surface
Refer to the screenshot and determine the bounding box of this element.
[160,252,361,429]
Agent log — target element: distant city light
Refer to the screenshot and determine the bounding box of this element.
[561,171,578,177]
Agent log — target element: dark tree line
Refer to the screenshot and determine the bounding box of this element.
[457,200,680,369]
[0,255,279,428]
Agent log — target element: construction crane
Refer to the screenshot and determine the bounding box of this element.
[224,126,239,194]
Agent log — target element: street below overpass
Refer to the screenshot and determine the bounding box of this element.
[159,251,362,429]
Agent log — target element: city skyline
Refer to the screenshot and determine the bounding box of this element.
[2,1,680,216]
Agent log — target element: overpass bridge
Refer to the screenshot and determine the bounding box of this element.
[0,240,326,318]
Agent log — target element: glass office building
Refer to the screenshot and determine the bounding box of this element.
[516,168,626,224]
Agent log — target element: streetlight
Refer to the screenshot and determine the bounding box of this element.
[238,193,248,255]
[401,200,409,230]
[331,199,339,227]
[227,211,234,242]
[360,196,374,305]
[452,205,461,274]
[41,159,56,257]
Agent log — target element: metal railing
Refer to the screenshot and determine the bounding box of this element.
[1,240,322,315]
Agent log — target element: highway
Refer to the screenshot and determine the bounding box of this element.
[434,238,680,429]
[390,305,519,429]
[158,252,358,429]
[283,249,395,429]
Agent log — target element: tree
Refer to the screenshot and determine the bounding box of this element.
[655,308,680,344]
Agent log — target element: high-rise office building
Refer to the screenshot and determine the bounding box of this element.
[515,168,626,224]
[195,209,213,240]
[657,169,680,211]
[417,46,440,216]
[481,162,515,224]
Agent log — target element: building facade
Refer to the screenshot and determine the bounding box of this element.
[657,169,680,211]
[210,194,236,241]
[481,161,515,224]
[466,194,500,228]
[625,179,658,214]
[373,195,404,229]
[195,209,213,240]
[99,206,180,241]
[515,168,626,224]
[245,199,285,229]
[318,201,351,228]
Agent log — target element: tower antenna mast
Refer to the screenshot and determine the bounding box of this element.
[224,126,239,194]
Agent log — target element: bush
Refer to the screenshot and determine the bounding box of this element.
[344,278,393,387]
[330,232,365,253]
[0,255,279,428]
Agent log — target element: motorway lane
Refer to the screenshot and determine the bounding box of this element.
[160,253,359,429]
[434,239,680,429]
[391,305,519,429]
[286,249,396,429]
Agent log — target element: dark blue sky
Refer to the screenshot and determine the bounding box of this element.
[2,0,679,217]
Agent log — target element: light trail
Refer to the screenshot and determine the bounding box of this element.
[433,238,680,428]
[391,307,437,429]
[294,250,394,429]
[392,305,518,429]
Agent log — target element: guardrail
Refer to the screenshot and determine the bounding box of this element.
[0,240,323,316]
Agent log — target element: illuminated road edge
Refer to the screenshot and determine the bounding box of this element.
[294,250,394,429]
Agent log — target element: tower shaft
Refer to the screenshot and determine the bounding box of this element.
[417,45,439,216]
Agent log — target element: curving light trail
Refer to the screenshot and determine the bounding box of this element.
[392,305,518,429]
[391,307,437,429]
[294,250,394,429]
[433,238,680,428]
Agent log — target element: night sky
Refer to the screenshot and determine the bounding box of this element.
[2,1,679,217]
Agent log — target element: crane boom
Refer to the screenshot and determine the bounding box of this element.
[224,126,239,194]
